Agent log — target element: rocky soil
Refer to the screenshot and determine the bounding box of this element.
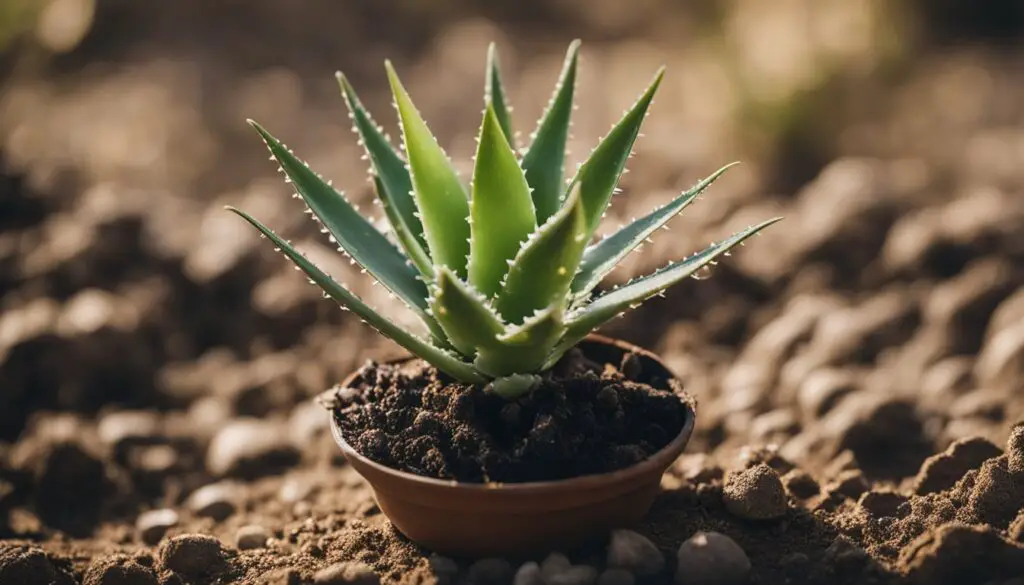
[2,2,1024,584]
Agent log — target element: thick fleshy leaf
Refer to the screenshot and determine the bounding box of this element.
[571,162,739,300]
[385,61,471,277]
[429,265,506,358]
[485,42,514,145]
[549,217,783,365]
[226,207,485,383]
[522,39,580,224]
[248,121,433,321]
[467,104,537,298]
[336,73,431,276]
[570,68,664,238]
[370,175,433,278]
[495,184,588,325]
[474,303,565,377]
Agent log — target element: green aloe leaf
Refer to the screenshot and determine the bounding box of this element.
[336,73,432,276]
[429,265,506,358]
[467,103,537,298]
[552,217,783,363]
[485,42,514,145]
[248,121,433,322]
[475,303,565,377]
[370,175,433,278]
[226,207,485,383]
[571,162,739,300]
[571,67,664,239]
[522,39,580,224]
[495,184,588,325]
[385,61,471,277]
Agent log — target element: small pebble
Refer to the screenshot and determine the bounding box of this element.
[158,534,228,580]
[825,469,870,500]
[781,469,820,500]
[313,561,380,585]
[606,530,664,576]
[722,463,788,520]
[83,556,158,585]
[135,509,178,545]
[676,532,750,585]
[549,566,599,585]
[541,552,572,580]
[858,490,907,518]
[513,562,544,585]
[467,557,513,585]
[97,411,162,449]
[597,569,635,585]
[186,482,239,521]
[429,554,460,585]
[235,525,270,550]
[1008,423,1024,474]
[206,418,300,477]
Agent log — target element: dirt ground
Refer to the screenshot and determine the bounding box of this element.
[1,2,1023,584]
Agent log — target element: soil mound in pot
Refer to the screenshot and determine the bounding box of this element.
[330,348,688,483]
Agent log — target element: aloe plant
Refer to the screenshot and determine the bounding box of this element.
[228,41,782,397]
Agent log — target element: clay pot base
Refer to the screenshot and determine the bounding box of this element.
[328,335,696,557]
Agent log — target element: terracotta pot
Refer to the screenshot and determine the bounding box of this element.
[328,334,696,557]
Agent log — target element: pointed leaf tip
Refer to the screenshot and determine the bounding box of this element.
[522,40,582,223]
[571,161,742,300]
[468,102,537,297]
[338,71,431,276]
[230,208,483,383]
[569,65,665,239]
[484,41,514,145]
[386,59,472,277]
[496,183,587,324]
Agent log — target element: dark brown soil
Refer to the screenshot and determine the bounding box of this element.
[331,348,688,483]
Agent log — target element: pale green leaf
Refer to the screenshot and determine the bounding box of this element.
[429,265,506,358]
[385,61,471,277]
[474,302,565,377]
[467,104,537,298]
[495,183,588,325]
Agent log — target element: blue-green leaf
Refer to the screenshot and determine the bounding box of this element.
[467,104,537,298]
[248,121,433,322]
[522,40,580,224]
[226,207,485,383]
[385,61,471,277]
[336,73,432,276]
[570,67,664,238]
[485,42,514,145]
[552,217,783,362]
[571,162,738,300]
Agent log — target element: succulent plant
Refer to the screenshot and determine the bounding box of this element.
[228,41,781,397]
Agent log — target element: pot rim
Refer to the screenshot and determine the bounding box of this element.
[328,334,696,494]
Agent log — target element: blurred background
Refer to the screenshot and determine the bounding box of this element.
[1,0,1023,466]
